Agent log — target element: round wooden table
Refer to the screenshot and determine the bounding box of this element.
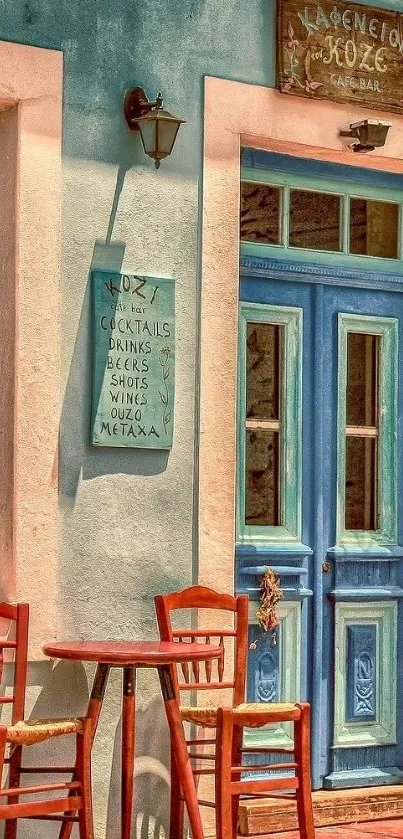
[43,640,221,839]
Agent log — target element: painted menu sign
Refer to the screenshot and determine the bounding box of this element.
[277,1,403,113]
[91,270,175,448]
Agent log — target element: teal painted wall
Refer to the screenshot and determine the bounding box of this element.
[0,0,276,171]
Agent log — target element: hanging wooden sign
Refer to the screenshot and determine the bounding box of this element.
[277,1,403,114]
[91,270,175,449]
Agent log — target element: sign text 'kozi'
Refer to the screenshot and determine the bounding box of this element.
[91,271,175,449]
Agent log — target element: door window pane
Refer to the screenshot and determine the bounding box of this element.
[241,183,281,244]
[244,321,284,528]
[289,189,341,251]
[345,437,377,531]
[245,429,280,526]
[345,331,380,532]
[239,306,302,542]
[350,198,399,259]
[246,323,281,420]
[346,333,378,427]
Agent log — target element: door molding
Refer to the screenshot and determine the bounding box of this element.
[199,75,403,597]
[336,314,398,547]
[0,41,62,658]
[237,303,303,546]
[241,254,403,293]
[333,601,397,748]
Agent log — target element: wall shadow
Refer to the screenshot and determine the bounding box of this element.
[106,693,171,839]
[21,661,90,768]
[1,662,89,839]
[59,164,170,506]
[2,664,173,839]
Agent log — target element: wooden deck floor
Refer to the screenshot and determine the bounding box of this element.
[246,820,403,838]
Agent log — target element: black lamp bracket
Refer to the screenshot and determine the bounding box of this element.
[124,87,163,131]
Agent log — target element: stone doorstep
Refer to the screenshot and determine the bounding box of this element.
[238,786,403,835]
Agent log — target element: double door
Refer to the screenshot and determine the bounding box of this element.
[236,272,403,789]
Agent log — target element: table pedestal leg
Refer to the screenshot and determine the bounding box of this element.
[121,666,136,839]
[59,663,110,839]
[158,665,205,839]
[87,663,111,740]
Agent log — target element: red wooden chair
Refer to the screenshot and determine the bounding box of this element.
[155,585,315,839]
[154,585,249,838]
[0,603,93,839]
[215,704,315,839]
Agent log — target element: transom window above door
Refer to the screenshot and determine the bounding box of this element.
[240,166,403,270]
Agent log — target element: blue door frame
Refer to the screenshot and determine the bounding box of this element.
[236,150,403,790]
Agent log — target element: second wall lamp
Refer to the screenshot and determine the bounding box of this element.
[124,86,186,169]
[340,118,391,153]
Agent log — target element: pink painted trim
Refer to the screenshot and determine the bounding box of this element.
[0,41,62,657]
[0,107,18,605]
[199,76,403,594]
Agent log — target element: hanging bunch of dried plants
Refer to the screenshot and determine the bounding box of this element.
[249,568,283,649]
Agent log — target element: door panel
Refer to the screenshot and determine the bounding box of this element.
[237,274,403,789]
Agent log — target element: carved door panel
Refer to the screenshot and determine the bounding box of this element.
[237,271,403,789]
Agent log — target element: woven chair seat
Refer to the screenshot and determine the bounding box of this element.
[6,717,84,745]
[235,702,299,714]
[234,702,301,724]
[180,701,300,728]
[180,706,219,727]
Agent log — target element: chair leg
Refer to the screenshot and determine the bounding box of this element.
[215,709,236,839]
[169,745,184,839]
[231,722,243,837]
[294,704,315,839]
[4,743,22,839]
[76,719,94,839]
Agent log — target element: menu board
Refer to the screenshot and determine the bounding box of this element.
[278,0,403,113]
[91,270,175,449]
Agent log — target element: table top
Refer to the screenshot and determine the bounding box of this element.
[43,640,222,666]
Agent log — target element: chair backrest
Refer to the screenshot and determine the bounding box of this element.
[154,585,249,706]
[0,602,28,725]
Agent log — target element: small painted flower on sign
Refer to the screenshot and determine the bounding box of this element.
[159,347,172,435]
[286,21,299,49]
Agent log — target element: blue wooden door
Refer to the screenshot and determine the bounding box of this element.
[236,267,403,790]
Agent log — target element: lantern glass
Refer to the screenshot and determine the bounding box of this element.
[138,118,157,156]
[137,110,183,166]
[157,117,181,156]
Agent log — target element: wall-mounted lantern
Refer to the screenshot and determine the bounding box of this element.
[340,119,391,153]
[124,87,185,169]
